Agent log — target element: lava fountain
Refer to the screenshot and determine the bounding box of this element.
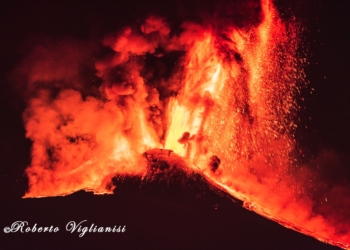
[16,0,349,248]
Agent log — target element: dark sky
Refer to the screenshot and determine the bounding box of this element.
[296,0,350,155]
[0,0,349,249]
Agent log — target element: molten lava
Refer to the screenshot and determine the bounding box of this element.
[18,0,349,248]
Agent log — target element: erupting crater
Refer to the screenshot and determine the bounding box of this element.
[17,0,350,248]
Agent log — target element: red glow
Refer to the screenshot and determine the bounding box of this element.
[18,0,349,248]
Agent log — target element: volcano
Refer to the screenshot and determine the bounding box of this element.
[0,150,340,249]
[1,0,350,249]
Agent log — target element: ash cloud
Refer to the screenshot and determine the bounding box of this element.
[13,15,210,196]
[11,37,100,100]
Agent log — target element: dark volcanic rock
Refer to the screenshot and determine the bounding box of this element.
[112,148,236,204]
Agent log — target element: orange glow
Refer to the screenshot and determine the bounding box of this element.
[19,0,349,249]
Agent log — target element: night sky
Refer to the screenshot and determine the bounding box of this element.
[0,0,349,249]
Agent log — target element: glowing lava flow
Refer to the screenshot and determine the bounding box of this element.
[164,2,350,248]
[19,0,349,248]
